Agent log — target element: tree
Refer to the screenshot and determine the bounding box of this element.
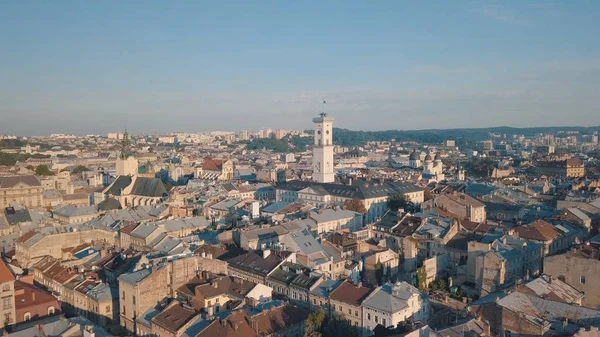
[304,309,326,337]
[71,165,90,174]
[424,187,434,201]
[388,193,410,211]
[25,165,35,171]
[35,165,53,176]
[374,261,384,285]
[323,315,359,337]
[344,198,367,214]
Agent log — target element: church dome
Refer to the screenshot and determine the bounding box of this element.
[409,151,420,161]
[424,153,432,161]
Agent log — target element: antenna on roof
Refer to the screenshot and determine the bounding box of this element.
[320,100,327,117]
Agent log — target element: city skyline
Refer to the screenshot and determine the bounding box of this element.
[1,1,600,135]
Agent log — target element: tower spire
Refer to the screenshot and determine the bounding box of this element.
[120,127,132,159]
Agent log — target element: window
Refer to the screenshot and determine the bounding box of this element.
[122,306,126,316]
[505,331,512,337]
[355,310,358,317]
[48,307,55,315]
[133,296,136,305]
[208,300,211,306]
[122,291,125,300]
[581,276,586,284]
[367,313,371,320]
[24,312,31,322]
[333,304,336,311]
[216,298,220,303]
[106,305,111,314]
[375,316,378,323]
[2,297,11,310]
[348,308,351,315]
[2,284,9,292]
[313,299,316,305]
[383,318,386,327]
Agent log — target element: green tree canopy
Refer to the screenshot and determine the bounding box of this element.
[35,165,54,176]
[344,198,367,214]
[388,193,410,211]
[304,309,326,337]
[71,165,90,174]
[323,315,359,337]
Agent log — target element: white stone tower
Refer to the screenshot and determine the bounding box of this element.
[312,112,335,183]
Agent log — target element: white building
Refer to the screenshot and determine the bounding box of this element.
[312,113,335,183]
[361,282,430,335]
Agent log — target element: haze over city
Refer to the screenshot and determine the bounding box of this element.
[1,0,600,135]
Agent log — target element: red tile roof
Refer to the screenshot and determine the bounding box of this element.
[202,159,224,171]
[0,258,15,283]
[14,281,59,310]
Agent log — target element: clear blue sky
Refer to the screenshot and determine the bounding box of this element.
[1,0,599,135]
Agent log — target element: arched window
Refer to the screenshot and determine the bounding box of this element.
[24,312,31,322]
[48,306,56,315]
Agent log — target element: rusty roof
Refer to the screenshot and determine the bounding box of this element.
[329,280,373,306]
[151,302,196,334]
[513,220,559,242]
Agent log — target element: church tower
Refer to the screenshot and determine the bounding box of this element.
[116,130,139,176]
[312,112,335,183]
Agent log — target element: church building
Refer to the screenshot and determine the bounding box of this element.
[98,130,168,208]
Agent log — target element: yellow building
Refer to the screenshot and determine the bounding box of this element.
[0,176,43,209]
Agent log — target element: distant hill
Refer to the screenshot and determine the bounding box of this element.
[330,126,600,147]
[242,125,600,152]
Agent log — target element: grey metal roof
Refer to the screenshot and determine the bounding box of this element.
[261,201,292,214]
[86,283,118,302]
[130,223,160,239]
[210,199,241,211]
[362,282,420,314]
[53,205,98,218]
[97,197,122,211]
[4,208,32,225]
[281,229,323,256]
[0,175,41,188]
[278,180,423,200]
[103,175,132,196]
[160,217,210,232]
[130,177,168,197]
[310,279,342,297]
[7,315,110,337]
[118,268,152,285]
[497,291,600,328]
